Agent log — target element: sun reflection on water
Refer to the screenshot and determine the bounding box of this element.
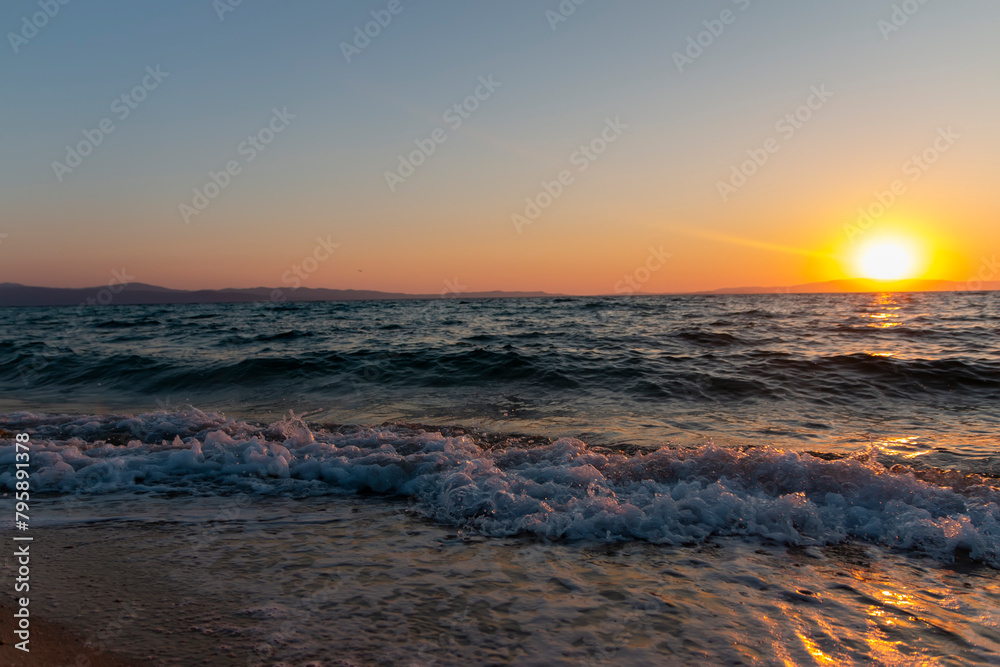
[873,435,932,459]
[864,293,904,329]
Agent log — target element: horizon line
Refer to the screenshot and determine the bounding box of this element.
[1,278,998,309]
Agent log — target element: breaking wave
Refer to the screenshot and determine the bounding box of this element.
[3,409,998,567]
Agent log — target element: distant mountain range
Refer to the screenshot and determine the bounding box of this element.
[0,283,557,307]
[0,279,996,307]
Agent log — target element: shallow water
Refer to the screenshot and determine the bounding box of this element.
[14,494,1000,666]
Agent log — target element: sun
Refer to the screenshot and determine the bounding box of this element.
[854,238,921,281]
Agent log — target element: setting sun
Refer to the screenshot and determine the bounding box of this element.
[855,238,922,281]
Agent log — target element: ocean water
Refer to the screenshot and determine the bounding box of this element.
[2,292,999,664]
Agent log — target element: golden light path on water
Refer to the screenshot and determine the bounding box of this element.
[864,292,905,329]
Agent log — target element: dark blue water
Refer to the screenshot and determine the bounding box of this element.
[2,291,998,471]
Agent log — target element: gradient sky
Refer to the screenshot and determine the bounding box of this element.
[2,0,998,294]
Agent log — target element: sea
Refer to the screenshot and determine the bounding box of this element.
[1,291,999,665]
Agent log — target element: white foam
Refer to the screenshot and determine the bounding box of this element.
[2,410,998,565]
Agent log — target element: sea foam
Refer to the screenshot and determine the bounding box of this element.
[2,409,998,566]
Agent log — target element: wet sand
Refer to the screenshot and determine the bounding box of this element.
[0,603,138,667]
[0,516,234,666]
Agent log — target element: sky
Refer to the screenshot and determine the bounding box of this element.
[1,0,998,294]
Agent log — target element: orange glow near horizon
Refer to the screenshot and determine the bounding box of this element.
[0,198,986,294]
[822,217,971,288]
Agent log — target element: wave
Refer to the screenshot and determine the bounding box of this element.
[0,348,586,393]
[749,353,1000,396]
[95,318,161,328]
[2,410,998,567]
[217,330,317,345]
[3,344,998,404]
[672,330,744,347]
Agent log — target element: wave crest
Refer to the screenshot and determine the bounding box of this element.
[2,410,998,566]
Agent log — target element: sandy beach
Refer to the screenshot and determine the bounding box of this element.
[1,511,230,666]
[1,602,138,667]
